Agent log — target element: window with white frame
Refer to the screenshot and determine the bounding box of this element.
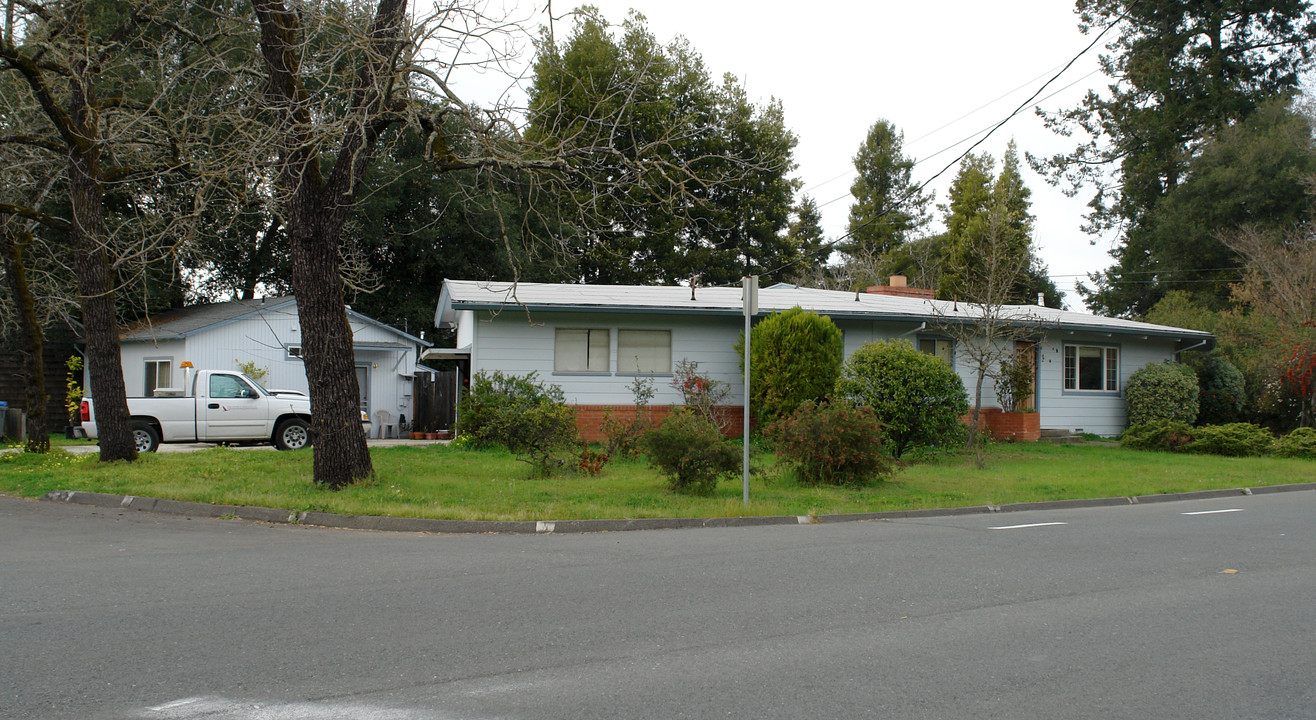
[286,344,303,360]
[1064,344,1119,392]
[917,337,954,367]
[617,329,671,374]
[554,328,610,372]
[145,359,172,395]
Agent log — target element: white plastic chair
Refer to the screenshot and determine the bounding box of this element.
[375,409,396,439]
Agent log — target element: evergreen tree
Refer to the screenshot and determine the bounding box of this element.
[844,120,930,259]
[527,9,801,286]
[1035,0,1316,316]
[1084,97,1316,313]
[937,153,994,299]
[938,144,1060,306]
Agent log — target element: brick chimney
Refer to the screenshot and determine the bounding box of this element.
[866,275,935,300]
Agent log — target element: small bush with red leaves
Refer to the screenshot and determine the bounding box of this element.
[769,401,891,486]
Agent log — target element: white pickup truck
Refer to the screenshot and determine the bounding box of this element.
[81,370,321,453]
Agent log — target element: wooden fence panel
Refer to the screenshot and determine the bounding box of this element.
[412,371,459,432]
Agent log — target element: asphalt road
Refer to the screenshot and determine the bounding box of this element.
[3,490,1314,719]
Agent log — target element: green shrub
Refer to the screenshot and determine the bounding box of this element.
[1275,427,1316,459]
[1120,420,1196,452]
[457,371,579,475]
[1187,423,1274,457]
[602,375,656,458]
[1126,362,1199,425]
[769,401,890,486]
[1194,355,1246,426]
[834,340,970,458]
[995,351,1036,413]
[670,359,731,430]
[642,408,740,495]
[736,307,843,422]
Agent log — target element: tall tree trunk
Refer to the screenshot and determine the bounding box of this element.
[69,63,135,462]
[251,0,409,488]
[0,225,49,452]
[289,205,372,488]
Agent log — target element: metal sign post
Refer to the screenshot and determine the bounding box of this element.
[742,275,758,506]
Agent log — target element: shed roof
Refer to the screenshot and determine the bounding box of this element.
[436,279,1214,346]
[121,297,430,347]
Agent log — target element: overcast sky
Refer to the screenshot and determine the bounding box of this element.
[457,1,1118,309]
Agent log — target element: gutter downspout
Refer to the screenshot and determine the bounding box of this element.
[1176,338,1209,360]
[899,322,927,338]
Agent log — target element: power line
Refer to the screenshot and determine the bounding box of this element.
[772,9,1128,278]
[801,63,1078,196]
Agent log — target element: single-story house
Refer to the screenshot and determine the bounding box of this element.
[112,297,431,437]
[426,278,1214,438]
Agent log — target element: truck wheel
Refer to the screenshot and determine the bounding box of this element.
[274,418,310,450]
[131,422,160,453]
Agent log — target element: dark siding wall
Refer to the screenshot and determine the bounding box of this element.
[0,322,81,432]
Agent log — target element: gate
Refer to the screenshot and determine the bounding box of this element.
[413,370,460,433]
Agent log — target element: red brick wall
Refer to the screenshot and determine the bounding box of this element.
[964,408,1041,442]
[574,404,748,442]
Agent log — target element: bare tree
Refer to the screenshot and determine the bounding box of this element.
[1,0,243,460]
[1222,221,1316,426]
[244,0,792,487]
[930,192,1049,458]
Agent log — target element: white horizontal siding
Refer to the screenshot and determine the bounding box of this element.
[119,340,187,396]
[1037,334,1178,436]
[114,304,418,433]
[465,310,1185,435]
[472,311,746,405]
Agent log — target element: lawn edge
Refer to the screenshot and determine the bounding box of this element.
[38,482,1316,534]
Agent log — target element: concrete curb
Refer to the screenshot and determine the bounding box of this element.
[39,482,1316,535]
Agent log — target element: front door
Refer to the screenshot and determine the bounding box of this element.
[356,365,369,418]
[1014,341,1037,411]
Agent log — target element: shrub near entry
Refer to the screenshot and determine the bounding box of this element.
[1126,362,1199,425]
[834,340,969,458]
[456,370,579,476]
[1120,420,1196,452]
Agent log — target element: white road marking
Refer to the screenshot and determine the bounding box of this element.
[1181,509,1244,516]
[136,695,440,719]
[988,522,1068,530]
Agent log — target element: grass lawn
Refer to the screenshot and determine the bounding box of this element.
[2,439,1313,521]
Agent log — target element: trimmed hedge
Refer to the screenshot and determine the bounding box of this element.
[1126,362,1199,426]
[1186,422,1275,457]
[1120,420,1196,452]
[736,307,844,423]
[1275,427,1316,459]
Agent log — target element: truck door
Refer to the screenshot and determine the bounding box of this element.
[201,373,269,440]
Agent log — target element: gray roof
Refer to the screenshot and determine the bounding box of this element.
[436,279,1214,345]
[122,297,430,347]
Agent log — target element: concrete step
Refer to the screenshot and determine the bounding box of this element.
[1039,429,1084,445]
